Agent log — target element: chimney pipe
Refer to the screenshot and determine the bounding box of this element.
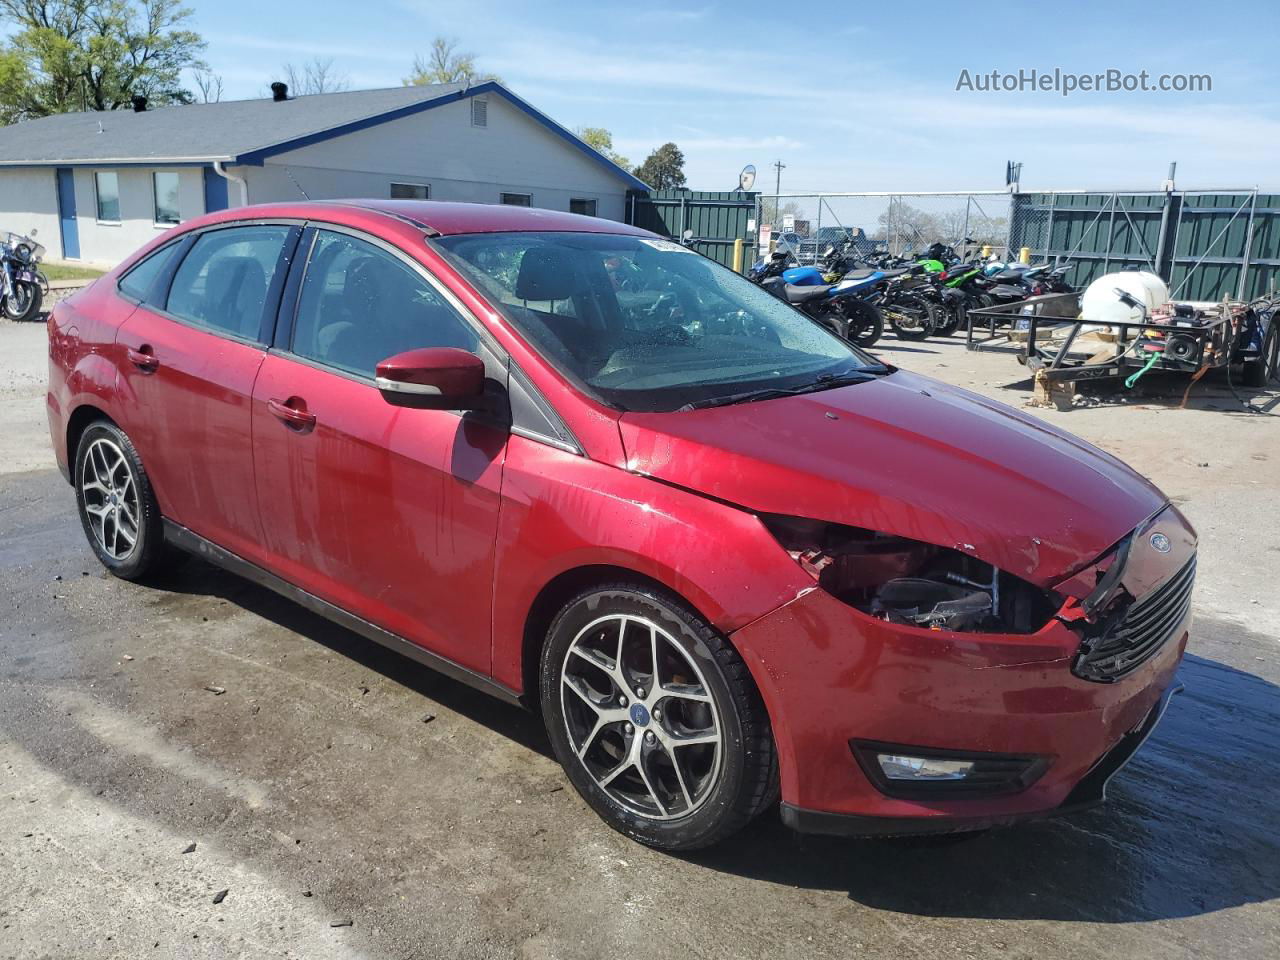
[270,82,288,102]
[131,95,147,112]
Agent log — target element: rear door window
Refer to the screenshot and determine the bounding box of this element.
[166,225,293,341]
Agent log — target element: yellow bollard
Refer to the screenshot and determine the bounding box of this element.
[733,237,745,274]
[1020,246,1031,264]
[981,245,992,259]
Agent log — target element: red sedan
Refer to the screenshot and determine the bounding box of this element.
[46,201,1194,850]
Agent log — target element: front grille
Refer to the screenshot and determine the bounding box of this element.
[1073,554,1196,683]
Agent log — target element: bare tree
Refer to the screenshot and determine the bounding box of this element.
[279,57,348,96]
[191,67,223,103]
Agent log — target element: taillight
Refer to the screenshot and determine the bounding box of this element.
[938,271,949,281]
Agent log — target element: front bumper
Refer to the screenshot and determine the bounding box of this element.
[730,557,1191,836]
[779,681,1183,836]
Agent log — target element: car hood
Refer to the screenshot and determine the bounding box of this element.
[618,370,1166,586]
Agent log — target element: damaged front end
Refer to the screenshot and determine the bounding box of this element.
[760,514,1062,635]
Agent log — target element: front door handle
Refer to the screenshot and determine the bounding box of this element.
[126,344,158,373]
[267,396,316,431]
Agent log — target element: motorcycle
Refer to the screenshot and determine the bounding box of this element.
[2,229,48,321]
[749,247,884,347]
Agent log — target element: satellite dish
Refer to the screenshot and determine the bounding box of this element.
[738,164,756,192]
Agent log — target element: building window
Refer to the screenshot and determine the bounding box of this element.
[471,97,487,127]
[500,193,531,207]
[569,198,597,217]
[389,182,429,200]
[153,172,180,224]
[95,171,120,222]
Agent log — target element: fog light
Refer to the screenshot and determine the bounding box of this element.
[878,754,975,781]
[852,740,1050,799]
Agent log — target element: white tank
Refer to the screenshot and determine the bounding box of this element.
[1080,271,1169,325]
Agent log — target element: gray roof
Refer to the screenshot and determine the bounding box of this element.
[0,83,465,165]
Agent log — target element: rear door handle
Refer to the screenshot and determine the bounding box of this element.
[126,344,158,373]
[267,396,316,431]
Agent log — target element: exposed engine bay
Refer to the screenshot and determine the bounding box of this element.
[762,514,1060,633]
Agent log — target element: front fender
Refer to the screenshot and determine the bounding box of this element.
[490,435,811,693]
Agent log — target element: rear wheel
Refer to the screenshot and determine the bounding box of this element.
[844,298,883,348]
[886,295,938,341]
[74,421,165,580]
[1241,320,1280,387]
[540,584,777,850]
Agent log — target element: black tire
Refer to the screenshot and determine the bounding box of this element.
[74,421,165,581]
[540,583,777,851]
[1241,320,1280,388]
[934,305,962,337]
[845,298,884,348]
[812,305,850,341]
[887,295,938,341]
[3,279,42,321]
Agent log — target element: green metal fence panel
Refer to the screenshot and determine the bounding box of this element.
[1009,189,1280,302]
[625,189,758,272]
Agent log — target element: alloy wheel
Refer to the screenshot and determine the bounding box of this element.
[560,614,723,821]
[80,437,140,561]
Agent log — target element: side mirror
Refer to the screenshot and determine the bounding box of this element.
[374,347,487,410]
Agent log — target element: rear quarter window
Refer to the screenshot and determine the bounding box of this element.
[118,242,181,305]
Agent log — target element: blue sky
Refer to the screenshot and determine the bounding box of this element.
[193,0,1280,192]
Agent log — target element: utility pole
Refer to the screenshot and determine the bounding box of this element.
[772,160,785,225]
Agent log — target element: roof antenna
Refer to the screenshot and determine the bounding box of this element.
[283,166,310,200]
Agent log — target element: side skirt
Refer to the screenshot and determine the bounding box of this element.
[162,520,524,708]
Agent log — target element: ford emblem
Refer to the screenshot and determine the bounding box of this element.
[1150,533,1171,554]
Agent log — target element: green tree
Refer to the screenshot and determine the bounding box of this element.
[403,36,499,86]
[633,142,686,190]
[0,0,206,119]
[575,125,629,170]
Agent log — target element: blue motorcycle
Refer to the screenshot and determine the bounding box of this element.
[748,248,883,347]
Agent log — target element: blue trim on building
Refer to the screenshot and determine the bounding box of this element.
[202,165,229,212]
[233,82,650,192]
[0,160,219,169]
[55,167,80,260]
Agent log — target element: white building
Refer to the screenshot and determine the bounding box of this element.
[0,81,646,267]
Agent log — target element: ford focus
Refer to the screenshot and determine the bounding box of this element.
[47,201,1194,849]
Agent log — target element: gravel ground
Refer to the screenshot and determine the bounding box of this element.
[1,316,1277,960]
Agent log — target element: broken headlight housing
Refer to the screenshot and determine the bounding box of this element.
[761,514,1060,634]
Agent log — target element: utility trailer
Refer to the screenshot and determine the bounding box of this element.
[967,292,1280,407]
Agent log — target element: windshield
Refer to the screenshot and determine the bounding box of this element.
[434,231,885,412]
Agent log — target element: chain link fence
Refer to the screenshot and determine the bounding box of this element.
[755,191,1016,264]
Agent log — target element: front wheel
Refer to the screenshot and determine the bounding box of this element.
[2,279,42,321]
[540,584,777,850]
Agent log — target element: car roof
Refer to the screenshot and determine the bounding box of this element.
[317,199,656,237]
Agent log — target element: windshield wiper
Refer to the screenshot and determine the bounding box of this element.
[678,369,883,411]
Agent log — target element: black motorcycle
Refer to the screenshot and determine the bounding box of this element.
[749,247,884,348]
[2,229,48,321]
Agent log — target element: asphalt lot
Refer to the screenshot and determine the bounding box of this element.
[2,315,1278,959]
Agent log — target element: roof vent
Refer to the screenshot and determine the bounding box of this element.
[271,82,289,102]
[131,95,147,113]
[471,96,487,128]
